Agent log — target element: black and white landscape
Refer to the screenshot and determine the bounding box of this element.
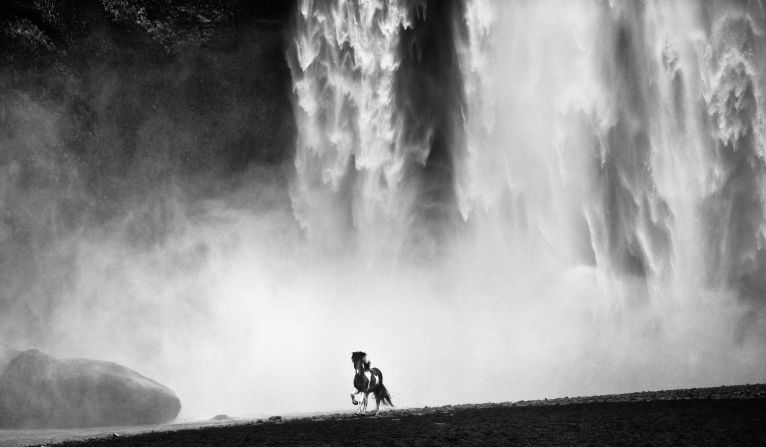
[1,0,765,442]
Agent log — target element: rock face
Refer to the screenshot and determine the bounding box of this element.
[0,349,181,428]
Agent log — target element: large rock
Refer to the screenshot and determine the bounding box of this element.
[0,345,20,376]
[0,349,181,428]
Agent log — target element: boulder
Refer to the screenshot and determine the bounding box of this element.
[0,345,20,376]
[209,414,233,422]
[0,349,181,428]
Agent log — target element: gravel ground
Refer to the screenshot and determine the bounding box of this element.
[11,384,766,446]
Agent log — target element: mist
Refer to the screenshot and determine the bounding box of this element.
[2,0,766,422]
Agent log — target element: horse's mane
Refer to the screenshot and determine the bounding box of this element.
[351,351,371,370]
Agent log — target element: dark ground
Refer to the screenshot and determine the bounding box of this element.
[52,385,766,446]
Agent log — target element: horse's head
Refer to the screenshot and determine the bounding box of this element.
[351,351,369,372]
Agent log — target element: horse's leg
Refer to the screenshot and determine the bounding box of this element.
[362,391,371,414]
[350,390,360,405]
[355,390,365,414]
[372,393,381,415]
[357,393,366,415]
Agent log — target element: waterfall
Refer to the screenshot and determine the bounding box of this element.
[288,0,766,402]
[289,0,766,301]
[457,0,766,308]
[288,0,427,257]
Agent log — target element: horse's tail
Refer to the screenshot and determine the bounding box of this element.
[377,383,393,407]
[371,368,393,407]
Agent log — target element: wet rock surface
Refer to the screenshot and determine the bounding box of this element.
[57,384,766,446]
[0,0,296,339]
[0,350,181,429]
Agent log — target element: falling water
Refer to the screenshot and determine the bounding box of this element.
[457,0,766,314]
[289,0,766,403]
[289,0,426,257]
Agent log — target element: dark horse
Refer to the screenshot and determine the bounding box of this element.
[350,351,392,415]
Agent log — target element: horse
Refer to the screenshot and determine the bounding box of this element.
[350,351,393,415]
